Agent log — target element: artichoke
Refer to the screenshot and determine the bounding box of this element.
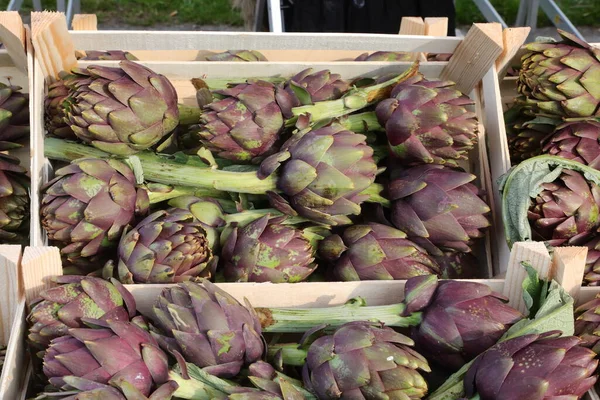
[504,106,556,164]
[542,119,600,168]
[78,50,138,61]
[228,361,313,400]
[45,73,80,140]
[150,280,265,378]
[43,318,170,396]
[116,208,214,284]
[0,151,29,243]
[222,215,316,283]
[36,376,178,400]
[0,83,29,144]
[355,51,413,61]
[167,195,226,251]
[318,222,441,281]
[206,50,268,62]
[433,251,481,279]
[389,164,491,254]
[375,73,479,166]
[528,168,600,246]
[40,158,149,266]
[28,276,136,350]
[258,123,377,226]
[301,321,431,399]
[403,275,523,371]
[63,60,179,155]
[575,293,600,353]
[519,29,600,118]
[464,331,598,400]
[583,236,600,285]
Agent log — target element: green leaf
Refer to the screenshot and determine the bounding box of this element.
[289,81,313,106]
[500,155,600,248]
[521,262,544,315]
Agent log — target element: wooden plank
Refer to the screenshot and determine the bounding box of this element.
[399,17,425,35]
[440,23,504,93]
[31,11,77,81]
[424,17,448,36]
[503,241,552,313]
[497,27,530,79]
[550,247,587,304]
[0,300,27,399]
[0,245,21,345]
[0,12,27,73]
[71,14,97,31]
[69,31,463,54]
[21,247,62,306]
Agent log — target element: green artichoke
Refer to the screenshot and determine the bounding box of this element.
[28,276,136,350]
[542,119,600,168]
[222,215,316,283]
[40,158,149,267]
[519,30,600,118]
[318,222,441,281]
[0,83,29,144]
[375,73,479,166]
[150,280,265,378]
[43,318,170,396]
[35,376,178,400]
[300,321,431,399]
[389,164,491,254]
[575,293,600,353]
[0,151,29,243]
[116,208,214,284]
[258,123,377,226]
[78,50,139,61]
[63,60,179,155]
[355,51,413,61]
[206,50,268,62]
[403,275,523,371]
[464,331,598,400]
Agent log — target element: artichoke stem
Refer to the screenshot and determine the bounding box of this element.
[45,138,278,194]
[146,184,230,204]
[169,371,229,400]
[256,302,421,333]
[337,111,383,133]
[268,343,308,366]
[224,209,312,227]
[178,103,203,125]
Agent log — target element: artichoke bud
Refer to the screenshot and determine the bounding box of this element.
[318,234,347,261]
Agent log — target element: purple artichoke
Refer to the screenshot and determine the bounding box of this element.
[375,73,479,166]
[43,318,170,396]
[575,293,600,353]
[28,276,136,350]
[78,50,138,61]
[403,275,523,371]
[355,51,413,61]
[0,83,29,144]
[389,164,491,254]
[583,236,600,285]
[0,151,29,243]
[206,50,268,62]
[258,123,377,226]
[318,222,441,281]
[40,158,149,266]
[150,280,265,378]
[222,215,316,283]
[464,331,598,400]
[542,119,600,168]
[433,251,481,279]
[116,208,214,284]
[45,73,81,140]
[41,376,178,399]
[63,60,179,155]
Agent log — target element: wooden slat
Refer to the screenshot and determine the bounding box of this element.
[0,300,27,399]
[503,241,552,313]
[31,11,77,81]
[71,14,97,31]
[424,17,448,36]
[0,245,21,345]
[497,27,530,79]
[21,247,62,306]
[399,17,425,35]
[441,23,504,93]
[0,12,27,73]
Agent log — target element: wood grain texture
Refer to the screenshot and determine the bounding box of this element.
[497,27,530,79]
[0,12,27,73]
[0,300,27,399]
[424,17,448,37]
[440,23,504,93]
[399,17,425,35]
[0,245,22,345]
[71,14,97,31]
[551,247,587,305]
[31,11,77,81]
[21,247,61,306]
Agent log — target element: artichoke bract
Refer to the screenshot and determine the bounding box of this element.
[319,222,441,281]
[41,158,149,266]
[433,251,481,279]
[228,361,312,400]
[355,51,413,61]
[583,236,600,285]
[403,275,523,371]
[258,123,377,226]
[150,280,265,378]
[206,50,268,62]
[167,196,225,251]
[222,215,316,283]
[519,30,600,118]
[28,276,136,350]
[375,73,478,166]
[0,83,29,144]
[0,152,29,243]
[528,169,600,246]
[45,76,78,140]
[43,318,170,396]
[117,208,214,284]
[464,331,598,400]
[542,120,600,168]
[78,50,139,61]
[63,60,179,155]
[301,322,431,399]
[389,164,491,254]
[575,294,600,353]
[504,106,556,164]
